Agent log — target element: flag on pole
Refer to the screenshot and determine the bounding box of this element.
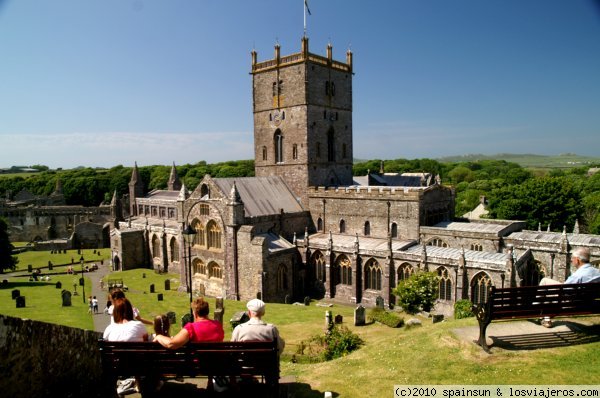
[305,0,311,15]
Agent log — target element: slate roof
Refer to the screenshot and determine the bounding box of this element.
[306,233,416,252]
[430,221,513,235]
[404,244,507,265]
[213,177,304,217]
[508,231,600,247]
[145,190,181,201]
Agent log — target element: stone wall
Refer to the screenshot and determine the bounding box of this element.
[0,315,106,398]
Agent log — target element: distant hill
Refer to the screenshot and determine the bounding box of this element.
[436,153,600,169]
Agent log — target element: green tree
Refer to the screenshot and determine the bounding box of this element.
[392,272,439,314]
[0,218,18,273]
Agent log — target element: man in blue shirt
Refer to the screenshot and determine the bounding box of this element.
[564,247,600,284]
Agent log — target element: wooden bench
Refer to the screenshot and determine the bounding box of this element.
[472,283,600,352]
[98,339,280,397]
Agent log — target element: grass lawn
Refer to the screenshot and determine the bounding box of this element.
[13,248,111,272]
[2,265,599,397]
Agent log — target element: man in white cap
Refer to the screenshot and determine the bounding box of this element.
[231,298,285,355]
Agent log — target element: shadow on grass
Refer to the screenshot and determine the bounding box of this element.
[490,321,600,351]
[0,281,59,288]
[290,382,339,397]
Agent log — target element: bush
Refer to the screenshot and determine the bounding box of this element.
[392,272,439,314]
[454,299,474,319]
[368,307,404,328]
[302,325,364,361]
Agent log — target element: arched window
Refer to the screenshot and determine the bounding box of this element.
[327,128,335,162]
[208,262,222,279]
[337,255,352,286]
[193,258,206,275]
[200,184,210,199]
[262,146,267,161]
[364,259,381,290]
[199,204,209,216]
[437,267,452,301]
[170,237,179,262]
[191,219,205,247]
[428,238,448,248]
[152,235,161,259]
[274,130,283,163]
[471,272,492,305]
[312,251,326,282]
[364,221,371,236]
[470,243,483,251]
[397,263,413,282]
[277,264,288,291]
[317,217,323,232]
[339,219,346,233]
[292,144,298,160]
[391,223,398,238]
[206,220,221,250]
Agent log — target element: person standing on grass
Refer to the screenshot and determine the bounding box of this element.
[107,288,153,326]
[92,296,99,314]
[154,297,224,349]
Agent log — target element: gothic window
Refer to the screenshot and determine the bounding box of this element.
[274,130,283,163]
[168,208,175,219]
[470,243,483,251]
[323,110,327,119]
[338,255,352,286]
[364,259,382,290]
[437,267,452,301]
[317,217,323,232]
[170,237,179,262]
[152,235,160,259]
[292,144,298,160]
[151,207,157,217]
[397,263,413,282]
[160,208,166,218]
[342,143,347,159]
[206,220,222,250]
[208,262,222,279]
[471,272,492,305]
[327,129,335,162]
[191,219,205,247]
[200,204,209,216]
[331,82,336,96]
[262,146,267,161]
[277,264,288,291]
[364,221,371,236]
[312,251,326,282]
[325,81,330,96]
[339,219,346,233]
[272,82,277,97]
[316,142,321,158]
[428,238,448,248]
[193,258,206,275]
[200,184,210,199]
[391,222,398,238]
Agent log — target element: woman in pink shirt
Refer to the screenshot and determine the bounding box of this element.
[154,297,224,349]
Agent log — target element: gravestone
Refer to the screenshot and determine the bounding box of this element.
[215,297,224,310]
[27,264,33,273]
[164,279,171,291]
[304,296,311,306]
[214,308,224,325]
[432,314,444,324]
[166,311,176,325]
[230,311,249,329]
[285,294,292,304]
[354,305,366,326]
[375,296,385,309]
[334,314,343,324]
[61,290,72,307]
[79,277,84,286]
[16,296,25,308]
[48,261,53,271]
[142,273,146,278]
[181,313,193,328]
[157,293,163,301]
[2,280,8,287]
[56,281,62,289]
[325,310,333,332]
[12,289,20,299]
[149,284,155,293]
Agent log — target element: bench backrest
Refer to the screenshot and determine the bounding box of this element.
[98,339,280,379]
[484,283,600,320]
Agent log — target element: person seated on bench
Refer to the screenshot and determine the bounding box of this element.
[232,298,285,355]
[154,297,224,349]
[107,288,153,326]
[538,247,599,327]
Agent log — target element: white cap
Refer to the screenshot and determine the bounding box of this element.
[246,298,265,313]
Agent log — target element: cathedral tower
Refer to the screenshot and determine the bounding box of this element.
[128,162,144,216]
[251,37,354,205]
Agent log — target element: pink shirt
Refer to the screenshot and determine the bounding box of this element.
[184,319,224,342]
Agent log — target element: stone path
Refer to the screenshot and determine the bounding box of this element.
[86,260,112,333]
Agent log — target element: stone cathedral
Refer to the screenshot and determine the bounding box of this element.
[110,37,600,315]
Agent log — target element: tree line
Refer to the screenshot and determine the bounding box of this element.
[0,158,598,234]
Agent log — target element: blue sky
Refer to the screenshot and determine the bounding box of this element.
[1,0,599,169]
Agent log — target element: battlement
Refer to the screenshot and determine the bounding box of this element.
[308,185,426,199]
[251,36,352,74]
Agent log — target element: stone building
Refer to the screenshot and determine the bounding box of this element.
[110,37,600,315]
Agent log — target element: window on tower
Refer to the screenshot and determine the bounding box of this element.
[274,130,283,163]
[292,144,298,160]
[262,146,267,161]
[327,129,335,162]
